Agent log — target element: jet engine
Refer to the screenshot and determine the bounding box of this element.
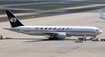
[46,33,67,40]
[57,33,66,39]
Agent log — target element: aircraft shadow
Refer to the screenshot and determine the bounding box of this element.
[95,21,105,23]
[5,37,77,42]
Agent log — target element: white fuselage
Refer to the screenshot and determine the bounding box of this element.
[12,26,102,37]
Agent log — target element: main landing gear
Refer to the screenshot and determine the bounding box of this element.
[48,35,59,40]
[0,35,3,40]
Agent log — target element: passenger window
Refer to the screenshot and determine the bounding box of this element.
[53,28,56,30]
[96,29,99,31]
[57,28,60,30]
[66,28,69,30]
[35,27,38,30]
[40,28,43,29]
[45,28,47,29]
[62,28,65,30]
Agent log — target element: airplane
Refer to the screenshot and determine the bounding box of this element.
[99,10,105,19]
[4,10,102,41]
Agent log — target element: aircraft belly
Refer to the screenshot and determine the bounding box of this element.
[67,32,97,36]
[19,30,98,36]
[22,32,45,35]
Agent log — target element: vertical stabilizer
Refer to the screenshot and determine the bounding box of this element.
[99,10,105,18]
[5,10,24,27]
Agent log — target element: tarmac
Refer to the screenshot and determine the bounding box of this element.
[0,9,105,57]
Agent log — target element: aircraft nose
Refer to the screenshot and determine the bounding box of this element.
[99,30,103,34]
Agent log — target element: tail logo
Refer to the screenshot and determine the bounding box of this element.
[10,17,17,22]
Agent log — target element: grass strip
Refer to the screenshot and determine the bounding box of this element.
[8,4,88,10]
[0,12,61,22]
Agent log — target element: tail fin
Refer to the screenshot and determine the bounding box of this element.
[5,10,24,27]
[99,10,104,18]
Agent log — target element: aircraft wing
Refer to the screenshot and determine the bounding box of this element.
[45,32,60,35]
[44,32,66,36]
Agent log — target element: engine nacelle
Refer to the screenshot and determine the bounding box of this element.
[57,33,66,39]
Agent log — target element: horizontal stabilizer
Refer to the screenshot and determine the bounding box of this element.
[3,28,19,32]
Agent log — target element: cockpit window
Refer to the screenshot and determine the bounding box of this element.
[96,29,99,31]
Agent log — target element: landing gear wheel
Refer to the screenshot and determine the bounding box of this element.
[48,38,58,40]
[48,36,58,40]
[48,35,59,40]
[0,35,3,40]
[48,38,53,40]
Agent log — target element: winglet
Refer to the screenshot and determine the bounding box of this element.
[5,10,24,27]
